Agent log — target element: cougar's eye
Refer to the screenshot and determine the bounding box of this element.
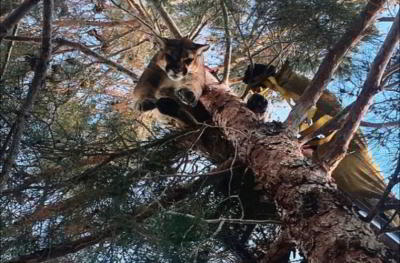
[184,58,193,65]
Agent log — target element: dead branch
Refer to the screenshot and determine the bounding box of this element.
[0,0,41,43]
[378,17,395,22]
[53,19,140,28]
[285,0,387,132]
[0,0,53,189]
[220,0,232,84]
[0,23,19,80]
[3,36,139,81]
[126,0,160,35]
[110,0,160,39]
[322,10,399,172]
[152,1,182,38]
[363,150,400,223]
[188,15,208,40]
[382,63,399,83]
[361,120,400,128]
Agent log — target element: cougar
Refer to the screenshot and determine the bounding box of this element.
[132,37,209,120]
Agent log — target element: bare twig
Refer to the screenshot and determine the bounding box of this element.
[0,24,19,80]
[152,1,182,38]
[0,0,53,188]
[321,10,399,172]
[126,0,160,35]
[382,64,399,83]
[53,19,139,28]
[220,0,231,84]
[3,36,139,81]
[110,0,160,39]
[378,17,395,22]
[285,0,387,132]
[363,149,400,223]
[166,211,281,225]
[188,15,207,40]
[224,1,254,98]
[0,0,41,43]
[360,120,400,128]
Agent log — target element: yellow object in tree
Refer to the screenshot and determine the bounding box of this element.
[261,66,388,204]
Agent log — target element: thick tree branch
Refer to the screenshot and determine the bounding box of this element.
[199,70,393,262]
[152,1,182,38]
[3,36,139,81]
[0,0,41,43]
[285,0,386,132]
[0,0,53,189]
[322,10,399,172]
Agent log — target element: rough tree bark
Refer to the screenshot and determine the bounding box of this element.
[199,72,394,262]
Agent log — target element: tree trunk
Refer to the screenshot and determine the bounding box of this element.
[199,72,394,262]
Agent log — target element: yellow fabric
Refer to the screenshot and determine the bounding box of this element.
[299,115,332,135]
[260,69,396,219]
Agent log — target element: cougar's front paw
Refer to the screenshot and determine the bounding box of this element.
[176,88,197,107]
[135,98,157,111]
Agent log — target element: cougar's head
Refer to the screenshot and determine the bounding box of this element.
[156,38,209,81]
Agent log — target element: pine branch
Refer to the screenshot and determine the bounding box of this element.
[285,0,387,132]
[0,0,53,189]
[3,175,223,263]
[0,0,41,43]
[3,36,139,80]
[322,10,399,172]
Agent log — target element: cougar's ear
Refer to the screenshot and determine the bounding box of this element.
[193,43,210,55]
